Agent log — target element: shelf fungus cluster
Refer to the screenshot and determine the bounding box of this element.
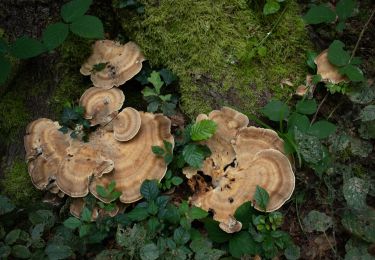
[183,107,295,233]
[24,40,173,218]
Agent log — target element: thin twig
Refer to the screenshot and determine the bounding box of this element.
[323,230,338,258]
[295,200,307,237]
[327,100,343,120]
[311,93,329,125]
[350,8,375,61]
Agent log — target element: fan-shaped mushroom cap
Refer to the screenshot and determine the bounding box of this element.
[113,107,141,141]
[315,50,347,84]
[24,119,70,190]
[192,149,294,233]
[56,145,114,197]
[80,40,145,89]
[89,112,174,203]
[79,87,125,126]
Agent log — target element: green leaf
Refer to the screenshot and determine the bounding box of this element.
[11,245,31,259]
[343,177,369,211]
[306,51,317,70]
[152,146,165,156]
[29,210,55,230]
[360,105,375,122]
[204,219,231,243]
[296,99,317,115]
[308,120,337,139]
[234,201,254,230]
[140,180,160,201]
[288,113,310,133]
[79,224,91,237]
[303,210,332,232]
[147,200,159,215]
[229,231,258,258]
[336,0,356,20]
[171,176,183,186]
[263,0,280,15]
[347,85,375,105]
[127,207,149,221]
[257,46,267,57]
[148,71,164,94]
[303,4,336,24]
[63,217,81,229]
[159,68,177,86]
[173,227,190,245]
[349,137,373,158]
[147,101,160,112]
[5,229,21,245]
[182,144,211,168]
[0,244,11,258]
[0,195,15,215]
[140,243,159,260]
[10,36,45,59]
[0,56,11,84]
[284,244,300,260]
[45,244,73,260]
[190,206,208,220]
[335,21,346,32]
[147,217,160,234]
[294,128,324,164]
[81,207,91,222]
[328,40,350,67]
[261,100,290,122]
[70,15,104,39]
[61,0,93,23]
[0,38,8,53]
[190,120,217,141]
[31,224,45,240]
[339,64,364,82]
[42,23,69,51]
[96,185,108,198]
[254,186,269,211]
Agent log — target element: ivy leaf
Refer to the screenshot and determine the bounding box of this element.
[148,71,164,94]
[229,231,258,258]
[263,0,280,15]
[328,40,350,67]
[303,210,332,232]
[339,64,364,82]
[61,0,93,23]
[45,244,73,260]
[343,177,369,210]
[336,0,356,20]
[140,243,159,260]
[182,144,211,168]
[61,107,78,124]
[11,245,31,259]
[360,105,375,122]
[63,217,82,229]
[10,36,45,59]
[140,180,160,201]
[0,56,11,84]
[303,4,336,24]
[0,195,15,215]
[296,99,317,115]
[42,23,69,51]
[254,186,269,211]
[308,120,337,139]
[70,15,104,39]
[173,227,190,245]
[261,100,290,122]
[190,120,217,141]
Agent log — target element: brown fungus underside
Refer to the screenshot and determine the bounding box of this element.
[184,107,295,233]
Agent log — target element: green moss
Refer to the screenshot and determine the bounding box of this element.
[0,160,42,206]
[120,0,311,117]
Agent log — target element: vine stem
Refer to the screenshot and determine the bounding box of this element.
[350,8,375,61]
[311,93,329,125]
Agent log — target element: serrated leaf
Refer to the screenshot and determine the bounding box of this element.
[296,99,317,115]
[42,23,69,51]
[81,207,91,222]
[263,0,280,15]
[148,71,164,93]
[190,119,217,141]
[343,177,369,210]
[63,217,81,229]
[5,229,21,245]
[127,207,149,221]
[140,243,159,260]
[173,227,190,245]
[229,231,258,258]
[339,64,364,82]
[61,0,93,23]
[0,195,15,215]
[45,244,73,260]
[11,245,31,259]
[182,144,211,168]
[303,210,332,232]
[70,15,104,39]
[190,206,208,220]
[152,145,165,156]
[147,101,160,112]
[328,40,350,67]
[159,68,177,86]
[308,120,337,139]
[10,36,45,59]
[360,105,375,122]
[0,56,11,84]
[29,210,55,230]
[140,180,160,201]
[79,224,91,237]
[254,186,269,211]
[261,100,290,122]
[336,0,356,20]
[234,201,254,229]
[204,219,231,243]
[303,4,336,24]
[306,51,317,70]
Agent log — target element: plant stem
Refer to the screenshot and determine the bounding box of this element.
[327,100,343,120]
[323,230,338,258]
[350,8,375,61]
[311,93,329,125]
[295,200,307,237]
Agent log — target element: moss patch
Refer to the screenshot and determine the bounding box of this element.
[0,160,42,206]
[120,0,310,117]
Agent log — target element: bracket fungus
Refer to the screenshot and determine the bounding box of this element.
[80,40,145,89]
[79,87,125,126]
[112,107,142,141]
[184,107,295,233]
[315,50,347,84]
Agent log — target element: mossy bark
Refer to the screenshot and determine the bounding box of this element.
[119,0,311,118]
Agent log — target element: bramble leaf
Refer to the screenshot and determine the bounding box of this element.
[328,40,350,67]
[140,180,160,201]
[147,71,164,94]
[61,0,93,23]
[254,186,269,211]
[10,36,45,59]
[42,23,69,51]
[303,4,336,24]
[70,15,104,39]
[182,144,211,168]
[190,120,217,141]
